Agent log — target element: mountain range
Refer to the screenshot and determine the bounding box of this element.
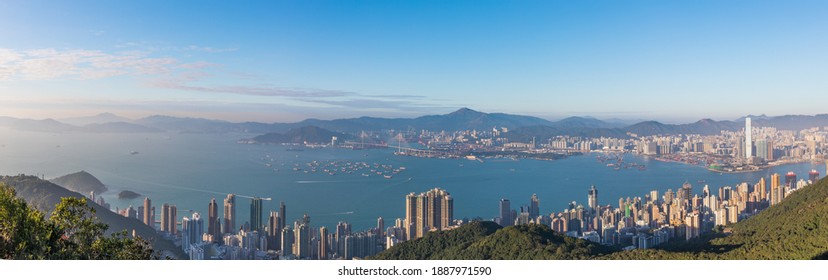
[2,109,828,138]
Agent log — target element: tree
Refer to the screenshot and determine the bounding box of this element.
[0,183,155,260]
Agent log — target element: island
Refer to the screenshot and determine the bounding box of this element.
[117,190,141,199]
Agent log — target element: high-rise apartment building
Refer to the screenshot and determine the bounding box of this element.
[529,194,540,219]
[588,186,598,214]
[208,198,220,238]
[223,194,236,234]
[745,117,752,158]
[405,188,454,240]
[250,197,263,233]
[499,198,512,227]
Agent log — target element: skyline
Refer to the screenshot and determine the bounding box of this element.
[2,1,828,123]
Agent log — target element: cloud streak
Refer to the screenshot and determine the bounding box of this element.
[0,48,177,80]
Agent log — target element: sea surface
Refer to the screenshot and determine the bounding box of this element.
[1,128,824,231]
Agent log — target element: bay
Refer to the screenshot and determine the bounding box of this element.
[0,128,824,231]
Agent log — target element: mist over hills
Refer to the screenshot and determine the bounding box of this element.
[3,108,828,138]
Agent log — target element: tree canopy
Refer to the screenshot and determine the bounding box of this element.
[0,183,156,260]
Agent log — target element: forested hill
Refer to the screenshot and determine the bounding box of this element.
[370,221,616,260]
[1,175,186,259]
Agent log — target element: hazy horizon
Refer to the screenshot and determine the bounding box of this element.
[2,1,828,123]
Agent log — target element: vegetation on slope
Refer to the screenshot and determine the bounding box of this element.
[0,183,155,259]
[371,222,615,260]
[2,175,186,259]
[608,176,828,260]
[49,171,108,195]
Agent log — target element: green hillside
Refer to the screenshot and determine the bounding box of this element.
[1,175,186,259]
[371,221,615,260]
[49,171,108,195]
[607,176,828,260]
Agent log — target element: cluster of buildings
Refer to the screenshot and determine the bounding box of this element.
[497,167,824,250]
[102,193,392,260]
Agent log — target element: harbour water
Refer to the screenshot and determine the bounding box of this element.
[0,128,823,231]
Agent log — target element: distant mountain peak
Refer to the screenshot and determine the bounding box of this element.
[448,107,484,116]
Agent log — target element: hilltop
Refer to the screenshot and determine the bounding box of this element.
[371,221,616,260]
[49,171,108,195]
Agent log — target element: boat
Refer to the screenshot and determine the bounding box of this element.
[129,151,139,155]
[384,175,393,179]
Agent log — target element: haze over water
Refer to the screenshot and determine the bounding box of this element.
[1,128,823,231]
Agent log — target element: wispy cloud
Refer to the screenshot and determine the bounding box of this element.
[153,81,355,98]
[0,48,177,80]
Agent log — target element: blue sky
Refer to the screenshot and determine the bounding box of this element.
[1,0,827,123]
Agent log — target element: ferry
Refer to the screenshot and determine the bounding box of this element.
[384,175,393,179]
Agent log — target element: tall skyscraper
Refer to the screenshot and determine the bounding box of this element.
[161,203,170,232]
[182,212,204,251]
[755,138,769,160]
[809,170,820,183]
[757,177,767,201]
[207,198,220,238]
[588,186,598,213]
[785,172,797,188]
[279,201,287,230]
[250,197,263,233]
[745,117,752,159]
[499,199,512,227]
[143,197,153,227]
[268,210,282,250]
[528,194,540,219]
[405,188,454,240]
[295,223,309,259]
[770,173,782,205]
[319,226,329,260]
[223,194,236,234]
[405,193,418,240]
[441,194,454,229]
[377,217,385,238]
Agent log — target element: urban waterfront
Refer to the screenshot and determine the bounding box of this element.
[1,128,823,233]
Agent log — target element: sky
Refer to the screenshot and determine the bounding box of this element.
[1,0,827,123]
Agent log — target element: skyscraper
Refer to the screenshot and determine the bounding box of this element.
[208,198,220,238]
[809,170,820,183]
[223,194,236,234]
[499,199,512,227]
[785,172,797,188]
[250,197,263,233]
[745,117,752,159]
[406,188,454,240]
[405,193,417,240]
[142,197,153,227]
[588,186,598,213]
[268,210,282,250]
[161,203,170,232]
[295,223,309,259]
[770,173,782,205]
[319,226,329,260]
[279,201,287,230]
[182,212,203,251]
[529,194,540,219]
[377,217,385,238]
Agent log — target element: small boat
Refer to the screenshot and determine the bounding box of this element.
[384,175,393,179]
[130,151,139,155]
